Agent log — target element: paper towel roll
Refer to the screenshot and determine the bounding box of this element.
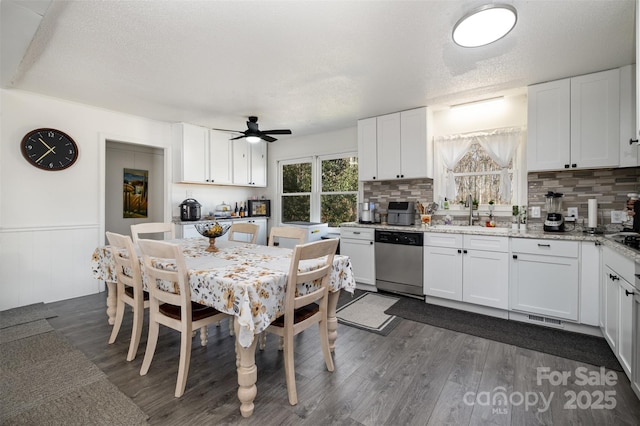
[588,199,598,228]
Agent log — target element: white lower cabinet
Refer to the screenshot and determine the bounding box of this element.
[340,227,375,287]
[178,218,267,245]
[601,247,635,376]
[510,238,579,321]
[424,233,508,309]
[632,292,640,399]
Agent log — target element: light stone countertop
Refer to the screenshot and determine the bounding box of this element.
[173,216,269,225]
[340,221,640,263]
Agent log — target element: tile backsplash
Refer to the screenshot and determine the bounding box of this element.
[363,179,433,212]
[527,167,640,230]
[362,167,640,230]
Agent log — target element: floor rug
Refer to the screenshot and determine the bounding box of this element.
[0,304,149,425]
[385,296,623,372]
[0,302,57,329]
[336,292,401,336]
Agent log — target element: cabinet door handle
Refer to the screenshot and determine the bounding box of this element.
[353,231,361,234]
[571,164,577,168]
[630,138,639,145]
[458,249,462,254]
[513,254,518,259]
[396,174,400,178]
[373,176,376,180]
[537,243,551,247]
[625,290,635,296]
[463,249,468,254]
[564,164,570,168]
[370,241,373,245]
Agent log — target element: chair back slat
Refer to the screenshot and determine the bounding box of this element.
[284,239,338,315]
[268,226,306,247]
[106,232,142,291]
[131,222,176,244]
[138,239,189,308]
[228,223,259,244]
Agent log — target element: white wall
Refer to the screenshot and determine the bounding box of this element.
[0,89,272,309]
[0,89,176,309]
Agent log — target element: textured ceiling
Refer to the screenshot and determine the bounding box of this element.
[2,0,636,138]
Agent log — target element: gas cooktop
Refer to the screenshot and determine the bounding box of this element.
[606,232,640,252]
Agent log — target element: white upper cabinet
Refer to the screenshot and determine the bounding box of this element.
[357,107,432,181]
[376,112,402,180]
[175,122,209,182]
[174,123,264,186]
[527,68,620,171]
[621,64,639,167]
[400,107,431,179]
[357,117,378,180]
[209,130,232,184]
[232,139,267,187]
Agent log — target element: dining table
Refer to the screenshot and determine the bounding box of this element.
[90,237,356,417]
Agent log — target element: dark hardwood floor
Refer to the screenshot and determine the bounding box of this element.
[46,292,640,425]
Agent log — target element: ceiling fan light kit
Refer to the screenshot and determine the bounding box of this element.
[212,116,292,143]
[453,4,517,48]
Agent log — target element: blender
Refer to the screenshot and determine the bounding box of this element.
[543,191,565,232]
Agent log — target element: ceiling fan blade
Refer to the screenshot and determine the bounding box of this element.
[211,127,243,133]
[261,129,292,135]
[229,134,247,141]
[260,134,277,143]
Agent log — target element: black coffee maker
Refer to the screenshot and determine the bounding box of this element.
[179,198,201,221]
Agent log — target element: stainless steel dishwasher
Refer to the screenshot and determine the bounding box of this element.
[374,229,424,297]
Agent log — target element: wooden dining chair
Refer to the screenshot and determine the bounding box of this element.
[130,222,175,244]
[265,238,339,405]
[228,222,259,244]
[268,226,306,247]
[105,231,149,362]
[137,239,227,398]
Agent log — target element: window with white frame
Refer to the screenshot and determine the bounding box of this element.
[435,127,525,209]
[279,154,358,227]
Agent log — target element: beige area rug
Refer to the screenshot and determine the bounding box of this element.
[0,304,149,425]
[336,292,401,335]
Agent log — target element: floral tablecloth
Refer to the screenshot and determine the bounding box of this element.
[91,238,355,347]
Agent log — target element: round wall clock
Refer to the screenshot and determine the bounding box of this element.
[21,128,78,171]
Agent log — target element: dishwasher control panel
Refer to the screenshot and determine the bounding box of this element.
[375,230,423,246]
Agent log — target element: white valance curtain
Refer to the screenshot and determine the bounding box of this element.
[435,135,473,201]
[435,126,524,203]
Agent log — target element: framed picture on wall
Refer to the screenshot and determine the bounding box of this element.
[123,168,148,218]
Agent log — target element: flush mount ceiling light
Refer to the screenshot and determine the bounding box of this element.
[453,4,517,48]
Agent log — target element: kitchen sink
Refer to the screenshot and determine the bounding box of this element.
[428,225,510,234]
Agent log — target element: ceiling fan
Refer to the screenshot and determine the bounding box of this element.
[212,116,292,143]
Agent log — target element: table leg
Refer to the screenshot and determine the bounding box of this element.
[106,281,116,325]
[234,317,258,418]
[327,290,340,352]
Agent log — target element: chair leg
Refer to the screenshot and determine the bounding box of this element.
[283,336,298,405]
[199,326,208,346]
[175,327,193,397]
[140,318,159,376]
[228,315,235,336]
[126,304,144,361]
[108,297,125,344]
[319,320,334,372]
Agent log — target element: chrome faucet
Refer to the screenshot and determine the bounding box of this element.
[467,194,474,226]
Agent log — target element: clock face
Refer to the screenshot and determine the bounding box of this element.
[21,128,78,171]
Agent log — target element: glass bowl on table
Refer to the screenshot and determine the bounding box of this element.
[194,222,230,252]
